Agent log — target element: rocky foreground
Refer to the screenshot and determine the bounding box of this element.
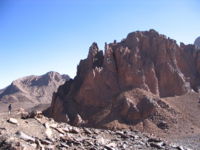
[0,110,190,150]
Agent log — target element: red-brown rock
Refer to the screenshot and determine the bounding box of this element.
[48,29,200,127]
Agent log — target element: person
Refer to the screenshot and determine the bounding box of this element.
[8,104,12,115]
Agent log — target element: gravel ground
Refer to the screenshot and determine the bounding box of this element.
[0,111,187,150]
[170,134,200,150]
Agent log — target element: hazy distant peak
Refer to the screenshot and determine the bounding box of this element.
[44,71,69,82]
[0,71,70,104]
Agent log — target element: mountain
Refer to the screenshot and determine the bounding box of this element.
[0,71,69,112]
[47,30,200,139]
[0,88,4,95]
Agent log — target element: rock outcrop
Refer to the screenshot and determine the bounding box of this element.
[0,71,69,111]
[194,36,200,50]
[49,29,200,128]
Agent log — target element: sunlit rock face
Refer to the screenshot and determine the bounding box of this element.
[49,29,199,125]
[46,30,200,131]
[194,37,200,50]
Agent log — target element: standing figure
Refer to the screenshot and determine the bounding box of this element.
[8,104,12,115]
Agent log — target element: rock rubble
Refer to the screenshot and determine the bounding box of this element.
[0,112,187,150]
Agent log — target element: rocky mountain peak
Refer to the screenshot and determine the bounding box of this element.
[49,29,200,131]
[0,71,69,111]
[44,71,67,83]
[194,36,200,50]
[88,42,99,57]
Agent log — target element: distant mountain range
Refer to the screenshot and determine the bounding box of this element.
[0,71,69,112]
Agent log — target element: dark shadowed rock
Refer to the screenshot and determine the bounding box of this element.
[116,89,158,123]
[157,121,169,130]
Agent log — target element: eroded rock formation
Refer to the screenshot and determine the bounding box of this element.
[49,29,200,127]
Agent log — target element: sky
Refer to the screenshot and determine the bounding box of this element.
[0,0,199,89]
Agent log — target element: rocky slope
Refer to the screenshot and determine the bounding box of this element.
[0,111,188,150]
[48,30,200,135]
[0,71,69,112]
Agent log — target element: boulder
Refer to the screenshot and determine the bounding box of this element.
[7,118,18,125]
[73,114,84,126]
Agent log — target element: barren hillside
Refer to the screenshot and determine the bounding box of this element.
[0,71,69,112]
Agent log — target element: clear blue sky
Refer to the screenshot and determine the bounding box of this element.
[0,0,199,88]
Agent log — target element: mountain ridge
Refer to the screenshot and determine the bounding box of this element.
[0,71,69,112]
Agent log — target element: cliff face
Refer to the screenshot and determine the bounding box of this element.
[49,30,200,127]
